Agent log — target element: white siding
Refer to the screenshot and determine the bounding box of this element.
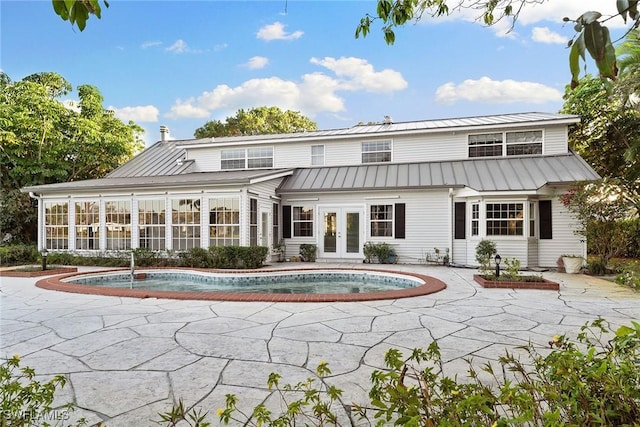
[184,124,571,172]
[538,196,585,267]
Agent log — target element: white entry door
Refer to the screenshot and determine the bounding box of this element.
[318,206,365,259]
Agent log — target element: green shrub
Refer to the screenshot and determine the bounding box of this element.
[158,318,640,427]
[0,355,85,426]
[475,239,496,275]
[299,243,317,262]
[178,247,214,268]
[132,247,161,267]
[587,258,609,275]
[616,269,640,291]
[362,242,395,264]
[0,244,39,266]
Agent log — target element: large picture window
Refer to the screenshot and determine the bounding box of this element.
[469,130,543,158]
[221,147,273,170]
[362,140,391,163]
[171,199,201,250]
[139,199,166,250]
[486,203,524,236]
[44,202,68,250]
[293,206,313,237]
[105,201,131,250]
[209,197,239,247]
[370,205,393,237]
[75,201,100,250]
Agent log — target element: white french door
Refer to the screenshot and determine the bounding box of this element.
[318,206,365,259]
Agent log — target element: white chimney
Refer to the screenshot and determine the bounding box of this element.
[160,125,169,142]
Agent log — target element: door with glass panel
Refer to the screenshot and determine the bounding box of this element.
[318,206,364,259]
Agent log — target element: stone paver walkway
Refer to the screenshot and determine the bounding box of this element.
[1,264,638,426]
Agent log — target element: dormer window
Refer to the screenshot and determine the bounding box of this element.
[362,140,392,163]
[469,130,543,158]
[221,147,274,170]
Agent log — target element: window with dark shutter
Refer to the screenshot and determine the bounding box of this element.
[394,203,405,239]
[282,205,292,238]
[454,202,466,239]
[539,200,552,239]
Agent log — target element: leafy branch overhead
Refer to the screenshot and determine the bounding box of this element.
[358,0,640,86]
[51,0,109,31]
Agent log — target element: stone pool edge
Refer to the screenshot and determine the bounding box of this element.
[35,267,446,302]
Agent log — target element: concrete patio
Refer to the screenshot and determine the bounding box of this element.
[1,264,638,426]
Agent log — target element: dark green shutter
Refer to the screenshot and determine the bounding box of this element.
[394,203,405,239]
[282,205,292,238]
[539,200,552,239]
[454,202,466,239]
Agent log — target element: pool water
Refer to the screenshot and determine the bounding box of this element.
[68,270,421,294]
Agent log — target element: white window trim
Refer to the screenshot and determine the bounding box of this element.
[369,204,394,239]
[292,205,314,238]
[467,129,544,159]
[311,144,325,166]
[221,147,274,170]
[361,139,392,164]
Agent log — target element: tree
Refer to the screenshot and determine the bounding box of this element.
[0,71,144,242]
[357,1,640,86]
[51,0,109,31]
[194,106,317,138]
[561,75,640,212]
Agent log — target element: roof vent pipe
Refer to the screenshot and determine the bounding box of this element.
[383,115,392,124]
[160,125,169,142]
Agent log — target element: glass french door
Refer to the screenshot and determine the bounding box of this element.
[319,206,364,258]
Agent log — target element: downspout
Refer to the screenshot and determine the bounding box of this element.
[28,192,43,251]
[448,188,454,261]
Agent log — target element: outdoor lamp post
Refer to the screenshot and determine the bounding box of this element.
[494,254,501,278]
[41,248,48,271]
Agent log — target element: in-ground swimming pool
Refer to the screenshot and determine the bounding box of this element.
[36,268,447,302]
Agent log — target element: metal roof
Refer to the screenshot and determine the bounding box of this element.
[277,153,600,194]
[107,140,191,178]
[177,112,580,147]
[23,169,294,194]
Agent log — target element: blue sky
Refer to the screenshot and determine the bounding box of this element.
[1,1,627,144]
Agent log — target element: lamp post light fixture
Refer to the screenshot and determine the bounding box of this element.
[40,248,48,271]
[494,254,501,278]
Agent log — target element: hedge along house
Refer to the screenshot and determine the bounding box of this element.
[22,113,599,268]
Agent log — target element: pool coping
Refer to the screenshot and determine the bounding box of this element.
[35,267,447,302]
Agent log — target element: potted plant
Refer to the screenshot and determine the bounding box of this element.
[299,244,317,262]
[272,241,285,262]
[561,254,584,274]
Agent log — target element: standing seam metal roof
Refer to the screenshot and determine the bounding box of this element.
[277,153,600,193]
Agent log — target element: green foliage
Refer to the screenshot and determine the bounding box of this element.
[178,246,268,269]
[502,257,521,280]
[298,243,317,262]
[51,0,109,31]
[132,247,161,267]
[0,354,85,426]
[363,242,395,264]
[194,106,317,138]
[0,71,144,242]
[560,181,634,266]
[616,269,640,290]
[0,244,39,266]
[475,239,496,274]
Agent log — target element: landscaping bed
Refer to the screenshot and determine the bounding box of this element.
[474,274,559,290]
[0,266,78,278]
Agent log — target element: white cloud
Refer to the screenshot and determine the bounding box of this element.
[310,57,408,92]
[531,26,568,44]
[434,76,563,104]
[141,40,162,49]
[109,105,160,122]
[244,56,269,69]
[256,22,303,41]
[213,43,228,52]
[166,99,212,119]
[62,99,80,112]
[165,39,203,54]
[166,56,407,119]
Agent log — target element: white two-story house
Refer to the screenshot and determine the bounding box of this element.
[23,112,599,268]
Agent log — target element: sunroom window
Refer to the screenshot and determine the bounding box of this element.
[486,203,524,236]
[105,201,131,250]
[75,201,99,250]
[209,197,240,247]
[44,201,68,250]
[139,199,166,250]
[171,198,200,250]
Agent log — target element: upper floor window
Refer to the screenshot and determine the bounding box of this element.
[221,147,273,170]
[468,133,503,158]
[469,130,543,158]
[311,145,324,166]
[506,131,543,155]
[362,140,391,163]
